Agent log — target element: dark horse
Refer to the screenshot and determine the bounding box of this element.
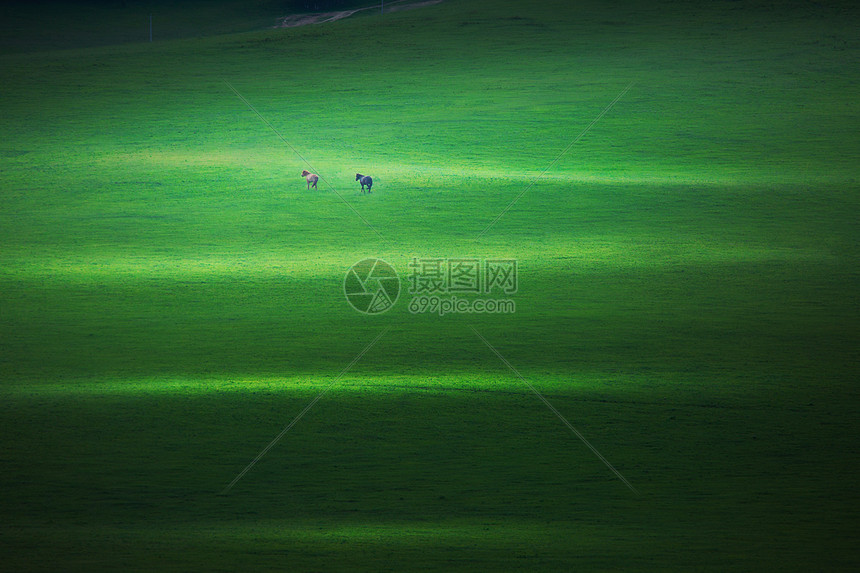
[355,173,373,193]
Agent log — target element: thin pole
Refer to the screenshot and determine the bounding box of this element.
[149,14,152,42]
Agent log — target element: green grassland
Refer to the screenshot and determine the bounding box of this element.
[1,0,859,570]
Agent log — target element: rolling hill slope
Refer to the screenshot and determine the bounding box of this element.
[1,0,858,570]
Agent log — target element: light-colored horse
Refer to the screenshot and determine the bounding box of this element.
[301,170,319,190]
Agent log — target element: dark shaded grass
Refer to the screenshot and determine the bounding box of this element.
[1,379,857,571]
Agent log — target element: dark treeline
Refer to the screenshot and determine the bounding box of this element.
[0,0,369,9]
[0,0,379,54]
[281,0,371,11]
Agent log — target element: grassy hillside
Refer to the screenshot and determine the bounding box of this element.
[1,0,859,570]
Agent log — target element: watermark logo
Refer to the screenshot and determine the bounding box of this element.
[407,258,517,295]
[344,258,400,314]
[408,295,516,316]
[344,257,517,315]
[407,257,517,315]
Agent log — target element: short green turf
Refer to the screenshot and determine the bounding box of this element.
[1,0,858,570]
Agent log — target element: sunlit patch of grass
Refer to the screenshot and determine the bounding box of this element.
[157,518,568,547]
[0,226,835,286]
